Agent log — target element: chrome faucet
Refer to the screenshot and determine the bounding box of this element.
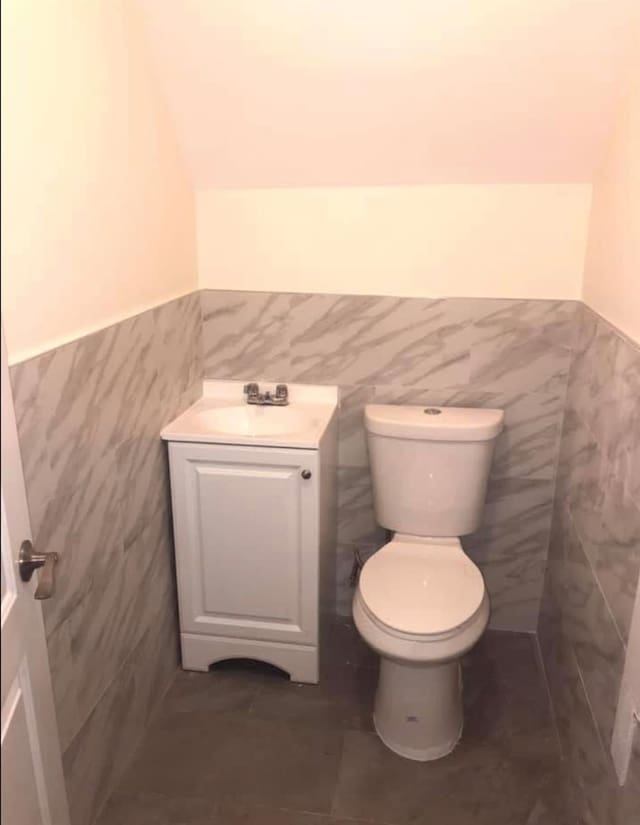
[243,382,289,406]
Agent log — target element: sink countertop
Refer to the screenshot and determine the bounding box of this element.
[161,381,338,449]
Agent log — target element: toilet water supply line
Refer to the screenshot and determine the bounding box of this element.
[350,547,366,587]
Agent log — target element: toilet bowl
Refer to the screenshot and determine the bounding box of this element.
[354,535,489,760]
[355,404,504,761]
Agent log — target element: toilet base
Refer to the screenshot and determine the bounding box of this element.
[373,655,463,761]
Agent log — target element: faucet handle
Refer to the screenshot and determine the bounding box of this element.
[275,384,288,399]
[244,382,259,396]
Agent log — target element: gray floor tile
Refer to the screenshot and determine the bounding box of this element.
[104,626,567,825]
[331,729,561,825]
[119,711,343,814]
[96,791,217,825]
[249,664,376,732]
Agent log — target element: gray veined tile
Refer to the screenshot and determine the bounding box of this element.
[469,299,575,393]
[480,554,547,632]
[580,467,640,643]
[588,323,640,508]
[472,299,577,348]
[618,727,640,825]
[564,304,599,428]
[489,390,564,481]
[561,647,620,825]
[92,309,162,449]
[554,406,603,518]
[463,476,554,564]
[116,433,171,549]
[9,355,57,532]
[38,449,125,637]
[336,466,387,547]
[463,477,553,629]
[122,510,179,666]
[38,327,135,497]
[337,385,374,468]
[45,619,81,753]
[68,550,133,728]
[66,509,176,728]
[469,334,572,394]
[152,294,203,418]
[562,514,626,752]
[547,494,572,563]
[10,340,104,516]
[128,601,180,734]
[202,290,291,380]
[289,294,472,388]
[565,311,640,510]
[62,659,145,825]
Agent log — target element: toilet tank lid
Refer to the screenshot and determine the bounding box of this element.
[364,405,504,442]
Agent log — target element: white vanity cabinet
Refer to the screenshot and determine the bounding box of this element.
[162,381,338,684]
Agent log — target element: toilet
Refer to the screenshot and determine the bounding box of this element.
[353,404,504,761]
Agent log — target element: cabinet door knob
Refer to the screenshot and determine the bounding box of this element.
[301,470,312,479]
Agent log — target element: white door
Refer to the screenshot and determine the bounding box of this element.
[169,441,319,646]
[1,328,70,825]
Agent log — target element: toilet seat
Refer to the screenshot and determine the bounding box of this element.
[359,537,485,639]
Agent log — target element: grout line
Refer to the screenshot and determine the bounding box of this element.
[571,644,616,775]
[533,632,564,760]
[566,508,628,655]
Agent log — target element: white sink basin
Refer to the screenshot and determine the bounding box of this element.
[161,381,338,449]
[196,405,312,437]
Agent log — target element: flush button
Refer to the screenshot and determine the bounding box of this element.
[423,408,442,415]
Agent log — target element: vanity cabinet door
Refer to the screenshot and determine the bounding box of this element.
[168,442,319,646]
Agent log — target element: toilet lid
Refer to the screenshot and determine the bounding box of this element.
[359,539,485,636]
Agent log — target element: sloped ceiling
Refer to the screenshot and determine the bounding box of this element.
[137,0,639,187]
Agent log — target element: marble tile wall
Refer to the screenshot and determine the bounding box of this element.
[201,289,576,632]
[537,303,640,824]
[10,293,202,825]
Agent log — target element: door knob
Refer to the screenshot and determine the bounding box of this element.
[301,470,312,479]
[18,540,58,600]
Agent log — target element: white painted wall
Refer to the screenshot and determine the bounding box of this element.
[1,0,197,364]
[138,0,638,186]
[583,55,640,343]
[197,185,591,299]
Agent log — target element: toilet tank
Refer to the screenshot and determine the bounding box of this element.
[364,405,504,537]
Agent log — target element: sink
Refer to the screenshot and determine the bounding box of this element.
[161,381,338,449]
[196,405,313,437]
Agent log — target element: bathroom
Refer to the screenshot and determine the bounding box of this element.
[1,1,639,823]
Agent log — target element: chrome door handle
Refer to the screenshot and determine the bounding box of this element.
[18,540,58,600]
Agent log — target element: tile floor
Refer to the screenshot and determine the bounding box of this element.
[97,622,570,825]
